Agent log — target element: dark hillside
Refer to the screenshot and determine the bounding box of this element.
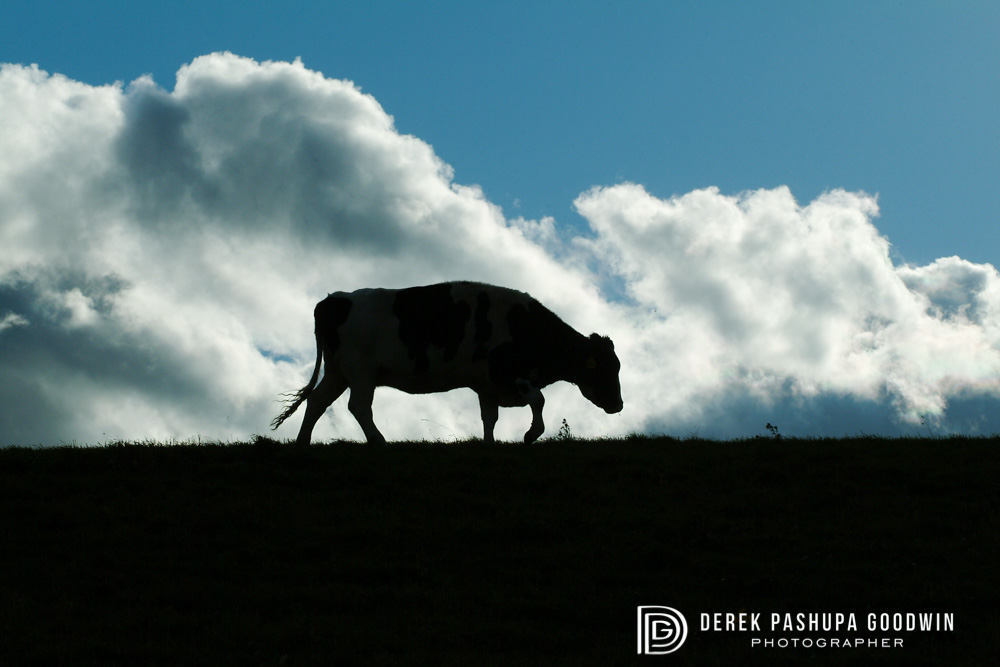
[1,437,996,665]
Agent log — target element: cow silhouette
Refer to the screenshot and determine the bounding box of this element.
[272,281,623,445]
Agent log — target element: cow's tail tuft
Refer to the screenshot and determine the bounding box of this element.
[270,338,323,430]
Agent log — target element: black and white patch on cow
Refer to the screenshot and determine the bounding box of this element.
[271,281,623,445]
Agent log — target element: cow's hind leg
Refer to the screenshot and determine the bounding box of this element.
[478,394,499,445]
[296,373,348,446]
[347,383,387,446]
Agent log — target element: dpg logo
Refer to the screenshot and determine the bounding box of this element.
[637,606,688,655]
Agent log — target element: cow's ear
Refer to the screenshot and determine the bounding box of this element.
[590,333,614,351]
[586,356,597,370]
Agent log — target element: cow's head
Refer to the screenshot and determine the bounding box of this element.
[579,334,623,414]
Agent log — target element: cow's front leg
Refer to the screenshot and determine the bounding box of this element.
[478,393,499,445]
[347,384,387,446]
[521,384,545,444]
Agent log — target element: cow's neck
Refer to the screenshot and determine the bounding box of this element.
[539,324,590,387]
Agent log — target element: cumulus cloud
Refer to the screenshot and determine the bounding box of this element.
[1,53,999,444]
[575,185,1000,434]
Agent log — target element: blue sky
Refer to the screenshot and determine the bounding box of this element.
[3,1,1000,443]
[4,1,998,266]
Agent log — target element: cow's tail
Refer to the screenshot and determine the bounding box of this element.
[270,335,323,430]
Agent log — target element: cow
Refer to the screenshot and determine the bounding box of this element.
[271,281,623,445]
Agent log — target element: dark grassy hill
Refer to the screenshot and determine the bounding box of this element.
[1,436,997,665]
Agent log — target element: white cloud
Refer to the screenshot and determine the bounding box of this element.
[575,184,1000,433]
[0,312,29,333]
[1,52,999,444]
[0,53,611,444]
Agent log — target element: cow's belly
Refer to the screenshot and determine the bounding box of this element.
[377,369,469,395]
[375,365,528,407]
